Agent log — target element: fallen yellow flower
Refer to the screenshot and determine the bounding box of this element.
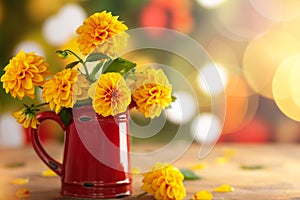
[11,178,29,185]
[213,184,234,192]
[192,190,213,200]
[41,169,57,177]
[15,188,30,198]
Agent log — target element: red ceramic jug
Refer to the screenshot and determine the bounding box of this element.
[30,105,132,198]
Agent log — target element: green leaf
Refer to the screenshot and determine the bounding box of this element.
[85,52,110,62]
[240,165,265,170]
[5,162,26,168]
[171,94,177,102]
[65,61,80,69]
[103,57,136,75]
[90,62,104,81]
[59,108,72,126]
[180,168,201,180]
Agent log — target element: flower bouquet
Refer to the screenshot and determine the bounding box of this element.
[1,10,177,199]
[1,10,174,129]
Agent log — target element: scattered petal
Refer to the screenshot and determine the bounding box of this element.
[190,163,207,170]
[16,188,30,198]
[213,184,234,192]
[11,178,29,185]
[192,190,213,200]
[41,169,57,177]
[222,148,236,157]
[215,156,229,164]
[241,165,265,170]
[131,167,141,174]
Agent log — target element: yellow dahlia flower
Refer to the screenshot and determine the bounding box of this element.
[88,72,131,117]
[13,108,39,129]
[131,69,172,118]
[142,162,186,200]
[1,50,50,99]
[42,69,78,114]
[76,11,128,57]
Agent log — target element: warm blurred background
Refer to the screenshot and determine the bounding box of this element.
[1,0,300,147]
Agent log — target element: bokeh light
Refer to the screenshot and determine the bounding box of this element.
[206,37,240,74]
[196,0,227,9]
[290,58,300,109]
[222,76,249,134]
[220,117,271,143]
[273,53,300,121]
[0,113,24,147]
[197,63,228,96]
[249,0,300,21]
[26,0,61,22]
[13,40,45,56]
[164,91,197,124]
[42,4,86,46]
[140,0,194,34]
[243,30,300,99]
[2,0,300,148]
[191,113,222,144]
[215,0,273,41]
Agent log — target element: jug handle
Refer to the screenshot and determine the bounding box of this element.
[30,111,65,176]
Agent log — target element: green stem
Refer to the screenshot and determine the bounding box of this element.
[64,49,91,80]
[64,49,83,63]
[34,103,49,108]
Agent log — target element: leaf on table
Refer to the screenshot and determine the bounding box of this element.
[11,178,29,185]
[213,184,234,192]
[240,164,265,170]
[192,190,213,200]
[179,168,201,180]
[4,162,26,168]
[15,188,30,198]
[190,163,207,170]
[41,169,57,177]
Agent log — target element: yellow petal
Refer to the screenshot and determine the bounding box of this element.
[213,184,235,193]
[192,190,213,200]
[190,163,207,170]
[131,167,141,174]
[16,188,30,198]
[11,178,29,185]
[215,156,229,164]
[41,169,57,177]
[222,148,236,157]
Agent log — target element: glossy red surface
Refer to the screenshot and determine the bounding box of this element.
[30,105,132,198]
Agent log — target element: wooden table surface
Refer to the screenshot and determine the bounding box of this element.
[1,143,300,200]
